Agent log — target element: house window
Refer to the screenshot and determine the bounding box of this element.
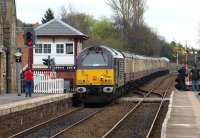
[43,44,51,53]
[56,44,64,54]
[66,43,73,54]
[35,44,43,53]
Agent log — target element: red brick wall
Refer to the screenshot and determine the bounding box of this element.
[16,32,29,70]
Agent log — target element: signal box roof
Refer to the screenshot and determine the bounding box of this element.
[34,18,88,39]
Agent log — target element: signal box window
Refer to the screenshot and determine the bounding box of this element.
[43,44,51,53]
[35,44,42,53]
[56,44,64,54]
[66,43,73,54]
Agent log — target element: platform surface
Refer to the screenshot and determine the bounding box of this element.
[0,93,72,116]
[164,91,200,138]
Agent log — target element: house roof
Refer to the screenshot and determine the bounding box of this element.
[34,18,88,39]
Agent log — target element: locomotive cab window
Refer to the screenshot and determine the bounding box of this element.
[80,51,109,67]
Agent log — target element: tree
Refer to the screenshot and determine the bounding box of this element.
[41,8,55,24]
[60,6,95,35]
[91,18,114,39]
[107,0,146,32]
[107,0,150,53]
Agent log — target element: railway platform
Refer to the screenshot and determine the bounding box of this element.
[162,90,200,138]
[0,93,72,116]
[0,93,73,137]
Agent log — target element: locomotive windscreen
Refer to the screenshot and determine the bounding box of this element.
[81,51,109,67]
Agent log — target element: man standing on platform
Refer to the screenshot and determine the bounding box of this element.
[190,64,199,91]
[178,65,187,90]
[24,68,33,97]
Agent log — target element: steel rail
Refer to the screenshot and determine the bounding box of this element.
[145,81,172,138]
[8,107,84,138]
[102,89,154,138]
[133,90,146,97]
[50,108,103,138]
[137,74,172,98]
[102,75,173,138]
[137,88,163,98]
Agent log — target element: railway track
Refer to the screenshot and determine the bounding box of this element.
[52,75,174,138]
[8,107,103,138]
[8,75,174,138]
[102,80,172,138]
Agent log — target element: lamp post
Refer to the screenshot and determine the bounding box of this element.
[15,49,22,96]
[194,51,197,64]
[176,52,179,68]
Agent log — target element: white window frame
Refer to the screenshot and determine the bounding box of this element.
[65,43,74,55]
[35,43,51,54]
[43,44,51,54]
[56,44,65,54]
[35,44,43,54]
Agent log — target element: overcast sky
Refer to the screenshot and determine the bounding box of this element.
[16,0,200,49]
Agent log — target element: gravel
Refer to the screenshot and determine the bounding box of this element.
[108,103,160,138]
[58,74,175,138]
[149,101,169,138]
[58,103,136,138]
[24,108,101,138]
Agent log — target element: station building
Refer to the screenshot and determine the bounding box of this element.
[0,0,17,94]
[31,19,88,90]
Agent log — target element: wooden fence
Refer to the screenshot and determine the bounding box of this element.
[33,71,64,94]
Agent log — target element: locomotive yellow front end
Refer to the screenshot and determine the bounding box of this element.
[76,46,119,104]
[76,69,115,92]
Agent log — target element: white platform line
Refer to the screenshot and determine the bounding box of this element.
[161,90,174,138]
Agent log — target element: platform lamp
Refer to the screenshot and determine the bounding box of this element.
[15,49,22,96]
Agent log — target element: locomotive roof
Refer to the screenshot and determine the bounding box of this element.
[102,46,124,58]
[86,45,124,59]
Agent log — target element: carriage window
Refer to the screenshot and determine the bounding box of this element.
[81,52,109,67]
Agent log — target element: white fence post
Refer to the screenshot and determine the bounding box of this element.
[33,71,64,94]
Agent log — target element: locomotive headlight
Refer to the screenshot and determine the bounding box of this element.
[103,87,113,93]
[76,87,86,93]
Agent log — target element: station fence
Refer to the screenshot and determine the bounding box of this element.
[33,71,64,94]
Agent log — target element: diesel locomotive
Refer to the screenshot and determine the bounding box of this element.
[75,45,169,104]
